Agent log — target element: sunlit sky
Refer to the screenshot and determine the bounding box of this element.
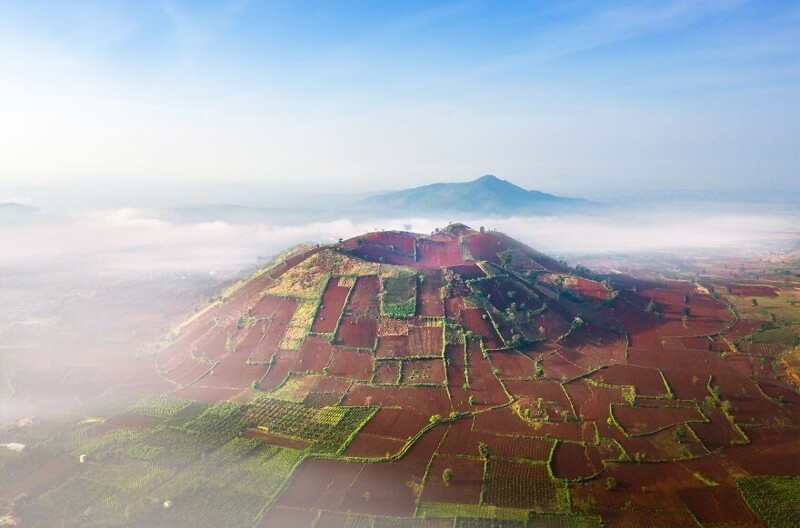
[1,0,798,195]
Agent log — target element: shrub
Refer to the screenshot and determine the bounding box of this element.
[606,477,618,491]
[442,468,454,486]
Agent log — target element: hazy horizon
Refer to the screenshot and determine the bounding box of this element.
[1,0,799,196]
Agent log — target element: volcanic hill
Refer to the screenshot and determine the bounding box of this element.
[149,224,800,526]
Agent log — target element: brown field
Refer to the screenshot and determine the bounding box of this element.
[407,325,444,357]
[402,358,446,385]
[311,277,352,333]
[376,334,411,358]
[417,271,445,317]
[483,459,559,510]
[612,404,705,436]
[421,454,484,504]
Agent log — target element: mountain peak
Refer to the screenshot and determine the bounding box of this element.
[474,174,501,183]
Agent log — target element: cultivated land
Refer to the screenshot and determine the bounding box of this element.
[1,225,799,527]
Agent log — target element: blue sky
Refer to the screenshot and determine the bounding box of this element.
[1,0,798,196]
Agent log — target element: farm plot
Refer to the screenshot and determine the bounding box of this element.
[241,396,376,455]
[618,426,707,461]
[736,476,800,527]
[689,407,748,450]
[337,315,379,349]
[259,355,303,391]
[374,360,401,385]
[418,271,445,317]
[416,239,465,268]
[466,341,511,407]
[342,432,407,458]
[276,458,365,510]
[296,335,337,372]
[551,442,596,480]
[303,391,343,408]
[462,308,504,350]
[354,407,431,441]
[599,510,702,528]
[507,380,577,423]
[562,380,625,422]
[402,358,446,385]
[661,369,711,401]
[436,419,555,461]
[376,335,411,358]
[256,506,318,527]
[407,324,445,357]
[311,277,352,333]
[245,296,298,362]
[591,365,669,398]
[335,427,450,517]
[342,385,453,419]
[472,407,583,441]
[346,242,416,266]
[328,348,374,380]
[538,352,586,382]
[345,275,381,315]
[490,349,538,379]
[677,486,764,528]
[202,353,266,389]
[758,380,800,403]
[449,263,486,280]
[382,273,417,319]
[725,428,800,476]
[611,404,706,436]
[483,459,562,511]
[421,454,484,504]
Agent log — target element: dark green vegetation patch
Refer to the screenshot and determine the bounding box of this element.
[736,476,800,527]
[382,274,418,318]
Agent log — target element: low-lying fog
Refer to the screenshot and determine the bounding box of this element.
[3,205,797,275]
[1,199,797,422]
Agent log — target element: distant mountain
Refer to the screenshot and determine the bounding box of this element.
[359,175,595,215]
[0,202,39,221]
[0,202,38,212]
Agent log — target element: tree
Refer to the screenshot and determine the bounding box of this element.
[250,380,261,390]
[606,477,618,491]
[478,442,490,459]
[682,306,691,317]
[429,414,442,425]
[499,250,513,267]
[442,468,454,486]
[672,427,687,442]
[645,300,658,313]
